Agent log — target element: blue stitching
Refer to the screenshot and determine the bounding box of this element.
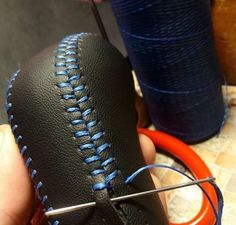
[74,85,85,92]
[63,94,75,100]
[55,62,66,67]
[71,119,84,125]
[6,70,57,225]
[79,143,94,150]
[69,74,81,81]
[20,146,28,156]
[56,33,118,191]
[91,131,103,141]
[96,143,110,154]
[26,157,32,167]
[87,120,97,128]
[82,108,93,117]
[84,155,101,164]
[74,130,89,138]
[67,64,80,70]
[91,169,105,176]
[77,95,89,104]
[101,157,115,167]
[65,58,77,63]
[66,107,79,113]
[16,135,23,143]
[31,170,37,179]
[57,82,71,88]
[55,70,68,76]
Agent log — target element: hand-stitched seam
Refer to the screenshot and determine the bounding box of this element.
[55,33,119,192]
[6,70,59,225]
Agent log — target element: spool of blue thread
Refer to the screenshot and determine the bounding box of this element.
[110,0,225,143]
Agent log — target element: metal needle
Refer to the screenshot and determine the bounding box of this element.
[89,0,109,41]
[45,176,215,217]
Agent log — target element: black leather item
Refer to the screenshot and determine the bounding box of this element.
[6,33,168,225]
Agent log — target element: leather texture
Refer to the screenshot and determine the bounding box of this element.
[7,33,168,225]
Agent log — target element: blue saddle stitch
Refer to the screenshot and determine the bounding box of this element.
[6,70,59,225]
[55,33,118,192]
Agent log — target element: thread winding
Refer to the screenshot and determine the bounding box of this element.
[110,0,225,143]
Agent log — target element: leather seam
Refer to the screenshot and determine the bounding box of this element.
[6,70,59,225]
[55,33,119,192]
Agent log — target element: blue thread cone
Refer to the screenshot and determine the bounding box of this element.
[110,0,225,143]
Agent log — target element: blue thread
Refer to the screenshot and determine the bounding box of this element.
[55,70,68,76]
[96,143,110,154]
[67,64,80,70]
[84,155,101,164]
[82,108,93,117]
[110,0,225,144]
[20,146,27,156]
[56,55,65,59]
[26,157,32,167]
[74,85,85,92]
[71,119,84,125]
[6,93,12,102]
[66,58,77,63]
[42,195,48,204]
[105,170,118,183]
[56,49,66,53]
[47,207,54,213]
[6,70,53,220]
[6,103,12,111]
[67,107,79,113]
[77,95,89,104]
[12,124,18,132]
[9,115,14,123]
[36,181,43,192]
[92,170,118,191]
[57,82,71,88]
[87,120,97,128]
[91,169,105,176]
[55,62,66,67]
[79,143,94,150]
[55,33,118,193]
[65,50,77,56]
[74,130,89,138]
[125,164,223,225]
[101,157,114,167]
[58,43,67,48]
[67,45,78,50]
[69,74,81,81]
[31,170,37,179]
[93,182,108,191]
[91,131,103,141]
[63,94,75,100]
[16,135,22,143]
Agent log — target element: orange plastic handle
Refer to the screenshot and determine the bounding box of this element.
[138,128,218,225]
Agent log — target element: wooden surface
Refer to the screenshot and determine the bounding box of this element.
[155,86,236,224]
[213,0,236,85]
